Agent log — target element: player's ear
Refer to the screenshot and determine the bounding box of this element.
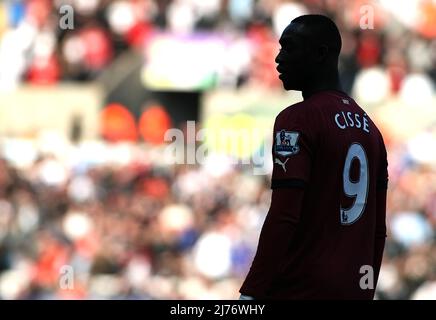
[316,44,329,63]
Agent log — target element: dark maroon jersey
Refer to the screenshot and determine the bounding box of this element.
[240,90,388,299]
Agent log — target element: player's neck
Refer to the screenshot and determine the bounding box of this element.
[301,71,343,100]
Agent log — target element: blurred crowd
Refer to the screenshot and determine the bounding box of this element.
[0,0,435,95]
[0,140,271,299]
[0,134,436,299]
[0,0,435,300]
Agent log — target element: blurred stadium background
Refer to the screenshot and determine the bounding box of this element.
[0,0,435,300]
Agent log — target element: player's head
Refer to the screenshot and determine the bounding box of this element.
[280,130,287,143]
[275,14,342,91]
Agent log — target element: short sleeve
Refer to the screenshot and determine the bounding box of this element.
[271,109,314,189]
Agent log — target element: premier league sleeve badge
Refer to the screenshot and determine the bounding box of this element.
[275,129,300,157]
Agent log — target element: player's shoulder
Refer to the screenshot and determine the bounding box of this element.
[276,91,339,120]
[275,99,314,123]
